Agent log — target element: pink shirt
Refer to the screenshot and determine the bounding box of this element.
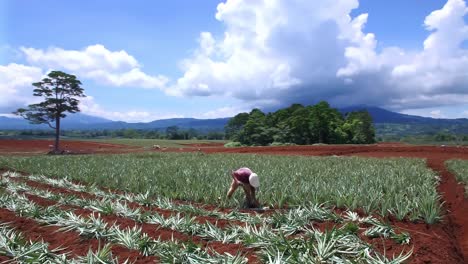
[232,167,252,184]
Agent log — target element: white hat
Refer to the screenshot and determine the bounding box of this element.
[249,173,260,188]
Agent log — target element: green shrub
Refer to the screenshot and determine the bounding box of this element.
[224,142,243,148]
[269,142,296,146]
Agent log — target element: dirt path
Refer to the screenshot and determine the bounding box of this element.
[426,158,468,262]
[0,139,141,155]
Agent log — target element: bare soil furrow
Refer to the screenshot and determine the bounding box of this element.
[0,207,157,263]
[11,175,248,228]
[426,158,468,262]
[18,191,259,263]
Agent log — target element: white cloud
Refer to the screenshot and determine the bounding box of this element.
[80,96,243,121]
[21,44,169,89]
[0,63,44,112]
[197,105,251,119]
[0,114,19,118]
[429,110,446,118]
[168,0,468,112]
[0,45,170,117]
[79,96,183,122]
[0,62,171,122]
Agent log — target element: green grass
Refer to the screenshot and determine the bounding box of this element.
[78,138,227,148]
[0,152,441,223]
[446,159,468,196]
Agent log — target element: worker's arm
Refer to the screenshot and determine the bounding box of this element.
[227,179,239,199]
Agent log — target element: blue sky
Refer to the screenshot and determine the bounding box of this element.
[2,0,468,121]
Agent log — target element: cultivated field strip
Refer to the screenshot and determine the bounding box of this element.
[0,171,415,263]
[0,206,153,263]
[446,159,468,196]
[0,222,131,263]
[13,171,264,226]
[21,190,257,259]
[1,174,257,260]
[0,189,250,263]
[5,171,411,241]
[1,174,347,246]
[0,153,443,224]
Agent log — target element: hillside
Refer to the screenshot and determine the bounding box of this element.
[1,107,468,137]
[0,114,230,132]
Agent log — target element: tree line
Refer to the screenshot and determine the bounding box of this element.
[225,102,375,146]
[0,128,225,140]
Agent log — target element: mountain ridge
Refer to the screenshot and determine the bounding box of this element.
[0,107,467,132]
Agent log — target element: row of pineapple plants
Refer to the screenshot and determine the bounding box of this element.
[0,222,126,263]
[0,171,413,263]
[0,153,443,224]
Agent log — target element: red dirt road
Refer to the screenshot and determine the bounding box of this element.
[0,139,139,154]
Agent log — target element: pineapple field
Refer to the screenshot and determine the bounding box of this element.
[0,142,467,263]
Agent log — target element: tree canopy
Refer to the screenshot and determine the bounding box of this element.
[14,71,86,152]
[225,102,375,145]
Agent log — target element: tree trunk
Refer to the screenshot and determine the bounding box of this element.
[54,116,60,153]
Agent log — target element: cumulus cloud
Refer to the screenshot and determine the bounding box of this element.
[0,45,170,116]
[3,0,468,121]
[0,63,44,112]
[80,96,245,121]
[0,61,174,121]
[169,0,468,112]
[21,44,169,89]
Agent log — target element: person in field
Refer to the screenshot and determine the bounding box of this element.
[226,167,260,208]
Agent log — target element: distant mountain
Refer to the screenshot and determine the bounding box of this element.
[339,106,468,137]
[339,106,468,124]
[80,117,231,131]
[0,114,113,130]
[1,107,467,137]
[146,118,231,129]
[0,114,230,131]
[63,114,111,125]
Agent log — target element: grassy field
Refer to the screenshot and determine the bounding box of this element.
[77,138,227,148]
[446,159,468,196]
[0,152,441,223]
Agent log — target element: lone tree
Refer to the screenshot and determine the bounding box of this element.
[14,71,85,153]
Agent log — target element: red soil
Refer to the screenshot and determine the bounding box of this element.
[392,221,462,263]
[426,158,468,262]
[0,207,156,263]
[0,139,139,154]
[200,143,468,157]
[181,142,226,148]
[0,256,11,262]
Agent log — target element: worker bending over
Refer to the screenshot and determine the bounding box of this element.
[226,167,260,208]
